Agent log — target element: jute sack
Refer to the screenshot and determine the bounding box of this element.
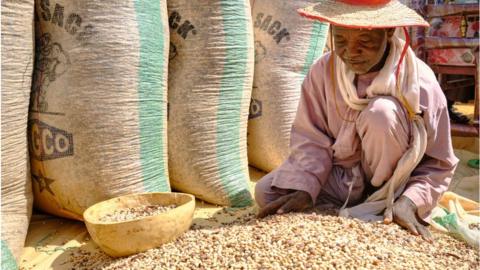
[248,0,329,172]
[1,0,34,266]
[29,0,170,220]
[167,0,254,206]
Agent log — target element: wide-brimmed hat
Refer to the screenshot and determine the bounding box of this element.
[298,0,429,29]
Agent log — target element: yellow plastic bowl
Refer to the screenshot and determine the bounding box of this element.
[83,192,195,257]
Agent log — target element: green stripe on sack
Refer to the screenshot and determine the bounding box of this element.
[301,21,329,76]
[134,0,170,192]
[1,240,18,270]
[218,0,253,207]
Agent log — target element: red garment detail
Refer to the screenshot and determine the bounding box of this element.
[339,0,390,6]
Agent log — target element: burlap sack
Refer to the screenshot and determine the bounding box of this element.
[167,0,254,206]
[29,0,170,220]
[248,0,329,172]
[1,240,19,270]
[1,0,34,266]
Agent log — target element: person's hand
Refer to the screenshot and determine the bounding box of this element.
[384,195,432,242]
[257,190,312,218]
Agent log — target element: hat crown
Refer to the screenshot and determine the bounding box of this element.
[298,0,429,29]
[339,0,390,5]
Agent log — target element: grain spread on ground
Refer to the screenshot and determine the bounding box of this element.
[98,205,176,223]
[68,211,479,269]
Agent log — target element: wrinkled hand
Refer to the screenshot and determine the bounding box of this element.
[384,196,432,242]
[257,191,312,218]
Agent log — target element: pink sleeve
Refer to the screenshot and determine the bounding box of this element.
[270,59,334,204]
[402,70,459,220]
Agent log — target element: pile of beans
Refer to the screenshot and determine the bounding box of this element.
[69,211,479,269]
[98,205,176,223]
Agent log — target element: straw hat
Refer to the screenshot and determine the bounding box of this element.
[298,0,429,29]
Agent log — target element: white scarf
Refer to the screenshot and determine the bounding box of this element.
[335,36,420,114]
[336,36,428,222]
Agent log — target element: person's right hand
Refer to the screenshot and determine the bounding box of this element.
[257,190,312,218]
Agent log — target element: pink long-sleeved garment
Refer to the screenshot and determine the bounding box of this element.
[255,52,459,220]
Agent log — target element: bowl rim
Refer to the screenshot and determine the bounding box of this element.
[83,192,195,225]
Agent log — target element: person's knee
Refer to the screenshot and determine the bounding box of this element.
[358,97,404,132]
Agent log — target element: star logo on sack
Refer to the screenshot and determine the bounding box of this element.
[32,172,56,196]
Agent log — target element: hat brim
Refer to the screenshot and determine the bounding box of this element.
[298,0,429,29]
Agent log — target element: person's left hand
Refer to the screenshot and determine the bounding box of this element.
[384,195,433,242]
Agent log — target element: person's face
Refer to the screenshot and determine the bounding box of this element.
[332,26,394,74]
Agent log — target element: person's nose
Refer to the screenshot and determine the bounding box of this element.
[345,42,362,59]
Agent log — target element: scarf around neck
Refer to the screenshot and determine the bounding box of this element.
[334,36,420,115]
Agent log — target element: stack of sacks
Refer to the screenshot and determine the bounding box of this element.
[248,0,329,173]
[2,1,34,268]
[167,0,254,207]
[29,0,171,220]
